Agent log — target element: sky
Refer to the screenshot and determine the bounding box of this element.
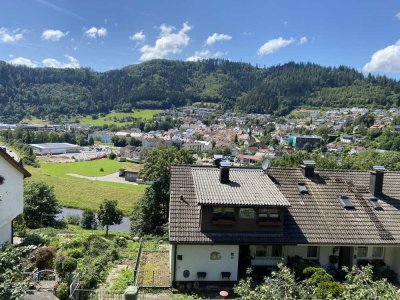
[1,0,400,76]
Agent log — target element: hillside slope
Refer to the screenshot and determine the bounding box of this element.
[0,59,399,122]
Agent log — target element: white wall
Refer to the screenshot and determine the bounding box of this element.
[174,244,239,282]
[0,155,24,245]
[0,222,12,246]
[286,245,335,267]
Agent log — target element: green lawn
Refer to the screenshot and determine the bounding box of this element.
[38,158,133,177]
[27,159,147,215]
[75,109,162,126]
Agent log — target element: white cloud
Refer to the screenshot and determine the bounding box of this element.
[140,22,191,61]
[9,57,37,68]
[257,37,295,55]
[186,49,224,62]
[0,28,23,43]
[206,33,232,45]
[42,55,80,68]
[130,31,146,42]
[396,12,400,20]
[41,29,66,41]
[299,36,308,44]
[85,27,107,38]
[363,40,400,72]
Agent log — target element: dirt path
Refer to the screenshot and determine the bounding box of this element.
[66,171,138,185]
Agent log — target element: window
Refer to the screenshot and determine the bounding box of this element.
[239,208,255,219]
[358,247,368,258]
[372,247,383,258]
[307,246,318,258]
[258,208,280,220]
[212,207,235,221]
[255,246,267,257]
[210,251,221,260]
[255,245,282,258]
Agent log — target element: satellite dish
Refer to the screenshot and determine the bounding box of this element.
[262,159,270,173]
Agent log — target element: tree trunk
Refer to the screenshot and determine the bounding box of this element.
[106,225,109,237]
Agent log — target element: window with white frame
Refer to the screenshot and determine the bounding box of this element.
[357,246,368,258]
[372,247,383,258]
[255,245,282,258]
[307,246,318,258]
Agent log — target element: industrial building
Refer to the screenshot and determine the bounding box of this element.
[30,143,80,155]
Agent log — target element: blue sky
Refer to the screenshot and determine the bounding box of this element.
[1,0,400,75]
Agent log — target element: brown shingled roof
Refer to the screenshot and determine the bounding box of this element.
[169,165,400,245]
[191,167,290,206]
[0,147,31,178]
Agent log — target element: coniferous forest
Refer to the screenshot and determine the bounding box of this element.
[1,58,400,122]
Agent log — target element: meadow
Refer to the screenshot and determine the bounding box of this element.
[27,159,147,214]
[74,109,162,126]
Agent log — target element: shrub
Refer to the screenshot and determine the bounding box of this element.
[113,237,127,248]
[54,253,77,279]
[64,215,81,226]
[108,152,117,160]
[30,246,56,270]
[22,234,48,246]
[302,267,344,299]
[100,168,104,172]
[109,269,134,292]
[81,210,97,230]
[56,282,69,300]
[287,255,320,279]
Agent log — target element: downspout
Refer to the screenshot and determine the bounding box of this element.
[173,244,177,287]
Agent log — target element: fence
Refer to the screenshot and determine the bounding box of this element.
[70,289,125,300]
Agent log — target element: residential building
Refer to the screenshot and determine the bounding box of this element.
[341,134,355,143]
[119,146,144,162]
[287,135,321,148]
[169,163,400,287]
[183,141,212,152]
[0,148,31,245]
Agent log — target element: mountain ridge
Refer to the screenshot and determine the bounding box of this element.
[0,59,399,123]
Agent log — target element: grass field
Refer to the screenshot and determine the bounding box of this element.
[27,159,147,215]
[75,109,162,126]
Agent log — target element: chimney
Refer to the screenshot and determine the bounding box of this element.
[370,166,385,196]
[301,160,316,177]
[213,154,223,168]
[219,161,231,184]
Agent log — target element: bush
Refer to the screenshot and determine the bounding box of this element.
[113,237,127,248]
[22,234,48,246]
[54,253,78,279]
[287,255,320,279]
[64,215,81,226]
[30,246,56,270]
[108,152,117,160]
[109,269,134,292]
[56,282,69,300]
[100,168,104,172]
[13,214,27,237]
[81,210,97,230]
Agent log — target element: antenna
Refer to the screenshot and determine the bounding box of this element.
[262,159,270,174]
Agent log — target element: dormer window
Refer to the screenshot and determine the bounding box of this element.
[257,208,281,226]
[212,207,235,225]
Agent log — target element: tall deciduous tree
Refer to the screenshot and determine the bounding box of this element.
[97,200,123,236]
[131,146,194,236]
[23,181,61,228]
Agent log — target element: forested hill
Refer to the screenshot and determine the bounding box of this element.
[1,59,400,122]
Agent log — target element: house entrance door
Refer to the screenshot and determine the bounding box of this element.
[338,246,352,269]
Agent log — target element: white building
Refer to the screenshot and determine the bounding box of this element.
[169,163,400,288]
[30,143,80,155]
[183,141,212,152]
[0,148,30,246]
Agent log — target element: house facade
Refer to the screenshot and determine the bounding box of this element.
[169,163,400,288]
[0,148,30,246]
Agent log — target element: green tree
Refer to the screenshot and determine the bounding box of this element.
[97,200,123,236]
[23,181,61,228]
[81,210,97,230]
[131,146,194,236]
